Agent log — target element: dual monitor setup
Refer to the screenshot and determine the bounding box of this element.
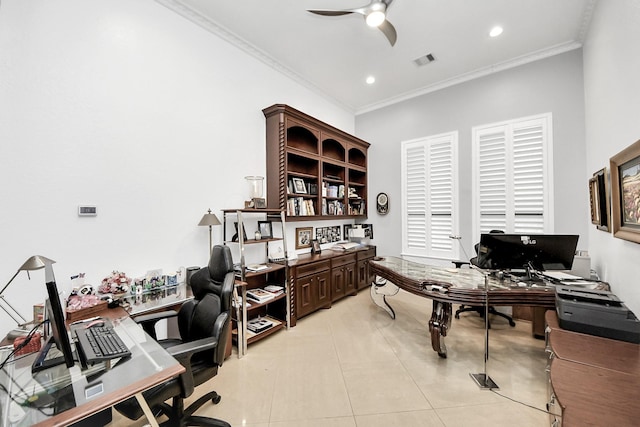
[473,233,580,281]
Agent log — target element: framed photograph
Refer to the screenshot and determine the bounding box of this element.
[311,239,322,254]
[589,168,610,232]
[292,177,307,194]
[610,139,640,243]
[589,176,599,225]
[258,221,273,239]
[232,221,247,242]
[295,227,313,249]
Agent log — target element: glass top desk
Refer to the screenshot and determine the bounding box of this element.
[369,256,559,358]
[0,312,184,427]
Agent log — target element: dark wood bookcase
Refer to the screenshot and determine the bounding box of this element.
[263,104,370,221]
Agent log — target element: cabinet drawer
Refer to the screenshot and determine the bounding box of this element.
[295,260,331,277]
[357,247,376,260]
[332,253,356,267]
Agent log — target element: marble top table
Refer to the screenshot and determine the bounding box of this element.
[369,256,557,357]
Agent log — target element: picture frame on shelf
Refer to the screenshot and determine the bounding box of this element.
[258,221,273,239]
[232,221,248,242]
[295,227,313,249]
[610,139,640,243]
[311,239,322,254]
[292,177,307,194]
[589,168,610,232]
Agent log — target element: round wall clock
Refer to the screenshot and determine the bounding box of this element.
[376,192,389,214]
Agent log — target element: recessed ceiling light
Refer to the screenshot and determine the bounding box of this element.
[366,76,376,85]
[489,26,503,37]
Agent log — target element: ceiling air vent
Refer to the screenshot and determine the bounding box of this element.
[414,53,436,66]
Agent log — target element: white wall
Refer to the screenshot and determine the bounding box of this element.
[356,50,588,265]
[0,0,354,337]
[583,0,640,315]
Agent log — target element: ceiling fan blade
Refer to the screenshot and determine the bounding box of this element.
[378,19,397,46]
[308,10,357,17]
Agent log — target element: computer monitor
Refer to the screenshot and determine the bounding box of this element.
[475,234,579,272]
[32,265,75,372]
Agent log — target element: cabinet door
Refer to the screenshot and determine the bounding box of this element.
[365,259,376,288]
[357,260,367,289]
[331,267,345,302]
[316,270,332,309]
[296,275,315,318]
[345,262,356,295]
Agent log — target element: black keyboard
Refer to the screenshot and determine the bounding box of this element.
[75,325,131,365]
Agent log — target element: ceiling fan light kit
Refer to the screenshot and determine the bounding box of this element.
[308,0,397,46]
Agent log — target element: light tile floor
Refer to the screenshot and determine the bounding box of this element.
[109,289,551,427]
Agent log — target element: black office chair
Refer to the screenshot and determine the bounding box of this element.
[114,245,235,427]
[453,231,516,328]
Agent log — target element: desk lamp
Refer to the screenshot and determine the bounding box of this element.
[198,209,221,258]
[1,255,55,325]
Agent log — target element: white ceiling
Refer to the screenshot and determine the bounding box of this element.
[156,0,596,114]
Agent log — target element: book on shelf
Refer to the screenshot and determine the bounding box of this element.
[264,284,284,293]
[287,197,315,216]
[247,317,274,333]
[246,288,276,303]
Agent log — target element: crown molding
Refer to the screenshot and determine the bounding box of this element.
[355,41,583,115]
[154,0,354,113]
[156,0,596,117]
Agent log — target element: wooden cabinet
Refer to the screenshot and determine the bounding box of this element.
[289,246,375,325]
[356,247,376,290]
[263,104,370,220]
[293,260,331,319]
[331,253,356,302]
[545,311,640,426]
[222,209,290,358]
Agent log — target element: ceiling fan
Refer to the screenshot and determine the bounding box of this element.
[308,0,397,46]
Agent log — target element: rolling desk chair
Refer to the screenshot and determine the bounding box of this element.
[114,245,235,427]
[453,231,515,328]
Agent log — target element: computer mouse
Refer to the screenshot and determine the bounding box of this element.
[85,319,105,329]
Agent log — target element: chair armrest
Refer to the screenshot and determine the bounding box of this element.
[134,310,178,340]
[167,336,218,361]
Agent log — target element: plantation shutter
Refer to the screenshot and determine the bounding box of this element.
[473,113,552,237]
[402,132,458,259]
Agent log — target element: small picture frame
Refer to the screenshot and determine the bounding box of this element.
[258,221,273,239]
[311,239,322,254]
[589,168,610,232]
[295,227,313,249]
[610,139,640,243]
[232,222,248,242]
[292,177,307,194]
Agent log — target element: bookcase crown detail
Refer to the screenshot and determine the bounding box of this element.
[263,104,370,221]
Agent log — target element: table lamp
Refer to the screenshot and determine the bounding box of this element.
[198,209,221,258]
[0,255,55,325]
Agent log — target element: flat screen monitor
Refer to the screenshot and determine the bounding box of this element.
[475,234,579,272]
[32,266,75,372]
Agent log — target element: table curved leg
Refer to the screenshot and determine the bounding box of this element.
[370,277,399,319]
[428,301,452,358]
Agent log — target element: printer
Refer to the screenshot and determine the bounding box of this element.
[555,286,640,343]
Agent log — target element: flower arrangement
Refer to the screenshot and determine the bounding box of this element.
[99,271,131,294]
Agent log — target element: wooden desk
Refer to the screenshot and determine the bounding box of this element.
[369,256,556,357]
[0,311,184,427]
[545,311,640,426]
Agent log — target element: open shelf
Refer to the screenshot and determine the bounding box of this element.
[264,104,370,221]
